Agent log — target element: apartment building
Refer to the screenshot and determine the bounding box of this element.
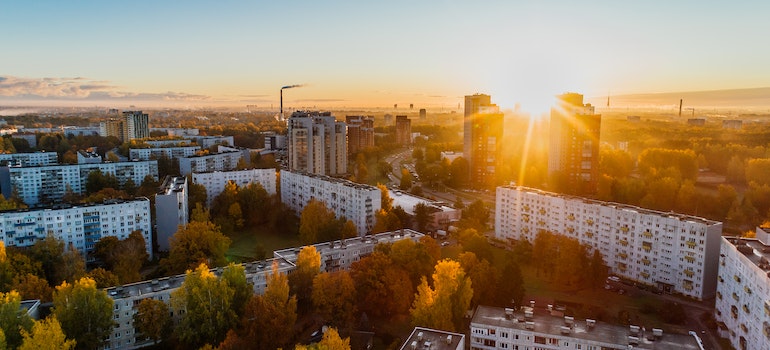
[0,198,152,260]
[129,145,201,161]
[105,230,421,350]
[280,170,380,236]
[470,305,701,350]
[0,161,158,206]
[0,152,58,167]
[192,168,277,207]
[400,327,465,350]
[287,111,347,176]
[495,186,722,300]
[715,231,770,350]
[178,151,243,176]
[155,176,188,251]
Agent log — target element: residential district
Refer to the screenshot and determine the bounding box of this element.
[1,96,768,350]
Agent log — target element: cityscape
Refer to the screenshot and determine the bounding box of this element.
[2,1,770,350]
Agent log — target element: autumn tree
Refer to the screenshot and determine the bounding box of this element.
[19,316,76,350]
[221,263,252,318]
[413,203,434,233]
[171,263,239,349]
[460,200,490,232]
[11,274,53,302]
[312,271,357,330]
[53,277,114,350]
[459,252,499,308]
[400,168,413,190]
[389,238,437,287]
[59,244,86,284]
[289,246,321,314]
[341,219,358,239]
[86,268,119,289]
[299,199,338,244]
[410,259,473,332]
[162,220,231,274]
[350,252,413,318]
[84,170,120,194]
[499,257,526,307]
[187,180,208,214]
[93,230,148,283]
[133,298,171,345]
[28,234,65,285]
[294,327,351,350]
[377,183,393,212]
[1,291,34,349]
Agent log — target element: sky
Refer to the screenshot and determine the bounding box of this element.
[1,0,769,113]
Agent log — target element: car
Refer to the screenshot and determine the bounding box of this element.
[441,241,450,247]
[607,276,621,283]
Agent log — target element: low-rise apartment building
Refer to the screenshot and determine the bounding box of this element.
[192,169,276,207]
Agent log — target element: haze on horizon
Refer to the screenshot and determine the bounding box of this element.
[1,0,769,113]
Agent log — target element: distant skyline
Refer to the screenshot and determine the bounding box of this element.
[1,1,769,113]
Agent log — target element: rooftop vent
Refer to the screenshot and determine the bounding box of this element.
[564,316,574,326]
[445,335,452,345]
[417,332,423,341]
[652,328,663,338]
[628,336,639,345]
[586,319,596,329]
[525,321,535,330]
[505,308,514,320]
[525,310,534,319]
[560,326,571,334]
[411,341,417,350]
[630,325,640,335]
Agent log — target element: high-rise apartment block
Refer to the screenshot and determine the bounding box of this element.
[495,186,722,300]
[0,161,159,206]
[99,110,150,142]
[345,115,374,156]
[715,230,770,350]
[287,111,347,176]
[0,199,152,260]
[463,94,503,188]
[280,170,380,236]
[155,176,188,251]
[395,115,411,146]
[548,93,601,195]
[192,169,277,207]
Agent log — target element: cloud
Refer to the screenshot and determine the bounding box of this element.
[0,76,212,102]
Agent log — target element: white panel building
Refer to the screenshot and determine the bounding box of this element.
[155,176,188,251]
[0,152,58,167]
[192,169,277,207]
[470,305,701,350]
[0,199,152,260]
[495,186,722,300]
[0,161,158,206]
[280,170,380,236]
[715,232,770,350]
[178,151,244,176]
[129,146,201,161]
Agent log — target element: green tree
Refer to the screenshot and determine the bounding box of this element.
[288,246,321,314]
[53,277,114,350]
[409,259,473,332]
[447,157,469,188]
[499,257,526,307]
[221,263,252,318]
[413,203,434,233]
[459,252,498,308]
[587,249,608,289]
[187,181,208,215]
[133,298,172,345]
[162,220,231,274]
[93,231,148,283]
[299,199,337,245]
[19,316,76,350]
[312,271,357,330]
[0,291,34,349]
[28,234,65,286]
[171,264,238,349]
[460,200,490,232]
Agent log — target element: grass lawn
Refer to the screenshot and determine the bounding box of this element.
[226,225,301,262]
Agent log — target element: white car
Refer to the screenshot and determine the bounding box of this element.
[607,276,621,283]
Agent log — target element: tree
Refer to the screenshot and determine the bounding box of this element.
[171,264,238,349]
[410,259,473,332]
[377,183,393,212]
[400,168,413,190]
[1,291,34,349]
[341,219,358,239]
[587,249,608,289]
[459,252,499,308]
[498,257,526,307]
[85,170,119,194]
[162,220,231,274]
[289,246,321,314]
[133,298,171,345]
[299,199,337,244]
[53,277,114,350]
[413,203,434,233]
[86,268,119,289]
[460,200,490,232]
[389,238,437,287]
[447,157,469,188]
[59,244,86,284]
[28,234,65,286]
[11,274,53,302]
[294,327,351,350]
[221,263,252,318]
[229,262,298,350]
[312,271,357,330]
[187,181,208,214]
[350,252,413,318]
[19,316,76,350]
[93,231,148,283]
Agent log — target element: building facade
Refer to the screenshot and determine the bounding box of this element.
[192,168,277,207]
[0,152,58,167]
[470,305,701,350]
[155,176,188,251]
[185,135,234,148]
[715,232,770,350]
[287,111,347,176]
[346,115,374,156]
[463,94,503,188]
[395,115,412,146]
[123,111,150,141]
[0,199,152,260]
[178,151,243,176]
[0,161,159,206]
[280,170,380,236]
[495,186,722,300]
[129,146,201,161]
[548,93,601,195]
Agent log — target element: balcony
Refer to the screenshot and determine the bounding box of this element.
[585,219,594,226]
[734,275,742,283]
[732,293,739,302]
[684,269,695,278]
[539,208,546,215]
[641,258,651,265]
[642,242,652,252]
[617,252,628,260]
[566,227,574,233]
[743,305,750,314]
[585,231,594,238]
[619,239,629,246]
[567,214,575,221]
[621,226,629,233]
[642,230,653,238]
[686,240,697,249]
[640,272,650,278]
[684,256,696,263]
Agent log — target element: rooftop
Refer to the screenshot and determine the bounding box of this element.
[282,170,379,191]
[724,236,770,275]
[158,176,187,195]
[400,327,464,350]
[501,185,721,227]
[273,229,424,262]
[472,305,701,350]
[389,189,456,215]
[181,150,241,159]
[0,198,149,214]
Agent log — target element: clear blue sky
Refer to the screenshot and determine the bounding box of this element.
[1,0,768,111]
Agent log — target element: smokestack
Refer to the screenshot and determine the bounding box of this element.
[279,84,304,121]
[280,89,283,121]
[679,99,683,117]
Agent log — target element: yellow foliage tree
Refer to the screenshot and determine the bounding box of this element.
[409,259,473,332]
[19,316,76,350]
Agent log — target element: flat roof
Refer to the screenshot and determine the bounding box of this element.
[724,237,770,274]
[0,198,149,214]
[273,229,424,262]
[400,327,464,350]
[282,170,378,191]
[500,185,721,227]
[389,189,456,215]
[472,305,701,350]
